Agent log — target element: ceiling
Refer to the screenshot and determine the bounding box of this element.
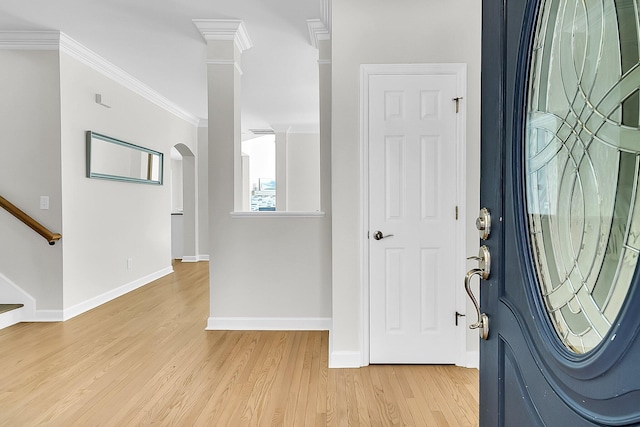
[0,0,323,131]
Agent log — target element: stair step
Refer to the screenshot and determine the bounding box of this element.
[0,304,24,315]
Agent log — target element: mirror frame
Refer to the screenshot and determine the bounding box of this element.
[86,131,164,185]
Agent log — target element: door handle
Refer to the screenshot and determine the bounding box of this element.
[466,245,491,279]
[373,230,394,240]
[465,268,489,340]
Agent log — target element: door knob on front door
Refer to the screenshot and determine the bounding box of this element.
[373,230,394,240]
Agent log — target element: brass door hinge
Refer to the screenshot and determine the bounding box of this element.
[455,311,466,326]
[453,97,463,113]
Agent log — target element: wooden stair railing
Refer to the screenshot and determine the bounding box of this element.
[0,195,61,245]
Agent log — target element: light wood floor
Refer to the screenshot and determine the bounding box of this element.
[0,261,479,426]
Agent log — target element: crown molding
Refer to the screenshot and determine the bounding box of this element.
[0,31,60,50]
[192,19,253,53]
[306,19,330,49]
[0,31,199,126]
[59,33,199,126]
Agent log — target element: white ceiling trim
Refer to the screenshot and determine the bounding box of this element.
[192,19,253,53]
[59,33,199,125]
[0,31,199,126]
[0,31,59,49]
[306,19,330,49]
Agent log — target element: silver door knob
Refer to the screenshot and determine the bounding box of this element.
[373,231,394,240]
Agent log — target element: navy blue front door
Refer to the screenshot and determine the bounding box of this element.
[480,0,640,425]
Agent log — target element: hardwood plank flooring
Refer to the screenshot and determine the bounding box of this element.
[0,261,478,426]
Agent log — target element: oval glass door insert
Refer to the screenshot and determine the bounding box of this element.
[525,0,640,353]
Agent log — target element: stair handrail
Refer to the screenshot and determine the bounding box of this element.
[0,195,62,245]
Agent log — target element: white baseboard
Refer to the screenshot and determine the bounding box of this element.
[329,351,362,368]
[182,255,209,263]
[0,308,64,323]
[0,306,25,330]
[206,317,331,331]
[62,266,173,321]
[31,310,64,322]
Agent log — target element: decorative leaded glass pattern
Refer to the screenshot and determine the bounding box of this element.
[525,0,640,353]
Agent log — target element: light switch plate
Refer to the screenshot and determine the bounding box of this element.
[40,196,49,210]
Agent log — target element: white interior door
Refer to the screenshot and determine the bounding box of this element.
[369,72,460,364]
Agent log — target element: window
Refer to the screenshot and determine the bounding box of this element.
[241,134,276,212]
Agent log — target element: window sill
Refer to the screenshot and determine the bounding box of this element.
[230,211,325,218]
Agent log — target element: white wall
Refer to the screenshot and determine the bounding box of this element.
[209,217,331,323]
[331,0,482,364]
[287,133,320,212]
[0,50,64,311]
[171,154,184,212]
[58,50,198,310]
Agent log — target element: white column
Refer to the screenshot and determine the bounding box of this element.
[196,124,209,259]
[307,19,332,216]
[308,17,335,360]
[318,39,332,218]
[194,19,252,211]
[273,126,290,211]
[194,18,252,296]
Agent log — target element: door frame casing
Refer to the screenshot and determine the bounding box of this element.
[360,63,468,367]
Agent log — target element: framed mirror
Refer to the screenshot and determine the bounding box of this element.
[86,131,163,185]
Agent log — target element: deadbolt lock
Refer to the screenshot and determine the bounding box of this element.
[476,207,491,240]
